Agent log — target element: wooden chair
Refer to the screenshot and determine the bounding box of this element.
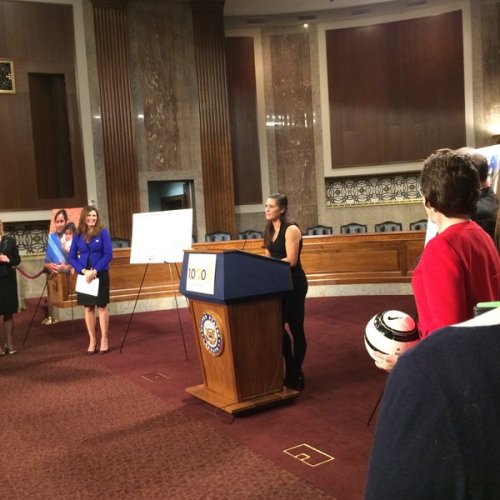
[340,223,367,234]
[374,221,402,232]
[306,225,333,235]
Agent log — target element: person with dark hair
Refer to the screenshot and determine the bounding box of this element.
[374,149,500,371]
[263,193,308,390]
[44,209,72,274]
[60,221,76,254]
[462,149,498,240]
[0,220,21,355]
[68,206,113,354]
[365,307,500,499]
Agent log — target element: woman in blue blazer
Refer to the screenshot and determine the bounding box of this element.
[69,205,113,354]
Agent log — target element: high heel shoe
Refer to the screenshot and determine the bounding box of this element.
[5,344,17,355]
[298,372,305,391]
[98,349,109,355]
[86,343,98,355]
[284,371,300,391]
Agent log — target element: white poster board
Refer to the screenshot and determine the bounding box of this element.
[130,209,193,264]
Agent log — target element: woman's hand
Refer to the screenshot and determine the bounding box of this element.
[44,262,64,274]
[373,351,399,372]
[0,254,10,263]
[83,269,98,283]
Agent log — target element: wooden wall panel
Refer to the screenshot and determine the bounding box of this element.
[326,10,465,168]
[481,2,500,146]
[225,36,262,206]
[191,0,236,237]
[0,1,86,210]
[92,1,139,240]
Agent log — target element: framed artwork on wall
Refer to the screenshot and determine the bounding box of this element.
[0,60,15,93]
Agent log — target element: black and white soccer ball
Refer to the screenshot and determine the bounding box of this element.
[365,310,419,360]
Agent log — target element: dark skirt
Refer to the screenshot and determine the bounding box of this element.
[0,268,19,315]
[77,270,110,307]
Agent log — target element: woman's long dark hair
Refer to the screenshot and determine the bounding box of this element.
[263,193,298,248]
[77,205,103,242]
[54,209,69,235]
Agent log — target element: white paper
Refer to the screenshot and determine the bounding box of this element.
[130,209,193,264]
[76,274,100,296]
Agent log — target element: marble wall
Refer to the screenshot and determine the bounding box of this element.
[127,0,206,239]
[265,29,318,229]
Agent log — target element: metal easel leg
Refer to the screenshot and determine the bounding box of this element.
[169,262,188,360]
[23,274,49,345]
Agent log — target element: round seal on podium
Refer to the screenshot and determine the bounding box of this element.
[199,312,223,356]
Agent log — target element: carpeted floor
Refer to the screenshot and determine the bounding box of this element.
[2,294,416,499]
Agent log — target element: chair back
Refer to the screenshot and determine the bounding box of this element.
[340,223,368,234]
[205,231,232,242]
[306,225,333,235]
[409,219,428,231]
[374,221,402,232]
[238,229,263,240]
[111,238,130,248]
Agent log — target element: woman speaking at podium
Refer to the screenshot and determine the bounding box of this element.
[263,193,308,390]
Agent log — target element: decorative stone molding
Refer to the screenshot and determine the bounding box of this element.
[326,173,421,208]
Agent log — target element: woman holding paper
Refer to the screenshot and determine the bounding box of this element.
[68,206,113,354]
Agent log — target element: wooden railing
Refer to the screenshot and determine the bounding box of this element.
[50,231,425,308]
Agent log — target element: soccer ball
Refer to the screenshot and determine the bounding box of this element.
[365,310,419,360]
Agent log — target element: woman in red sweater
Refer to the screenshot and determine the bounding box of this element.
[375,149,500,371]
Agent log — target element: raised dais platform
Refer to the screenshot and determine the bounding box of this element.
[48,232,425,318]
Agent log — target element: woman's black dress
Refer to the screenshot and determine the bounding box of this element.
[0,236,21,315]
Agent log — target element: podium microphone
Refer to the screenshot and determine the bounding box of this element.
[240,232,249,252]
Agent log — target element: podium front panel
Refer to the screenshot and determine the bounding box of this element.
[188,297,283,404]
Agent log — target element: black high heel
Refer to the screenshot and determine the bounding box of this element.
[86,342,98,355]
[284,371,300,390]
[298,372,305,391]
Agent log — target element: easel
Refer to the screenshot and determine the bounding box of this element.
[23,272,76,345]
[119,261,188,359]
[23,273,49,345]
[367,388,384,426]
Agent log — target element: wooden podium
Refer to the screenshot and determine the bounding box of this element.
[179,250,299,414]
